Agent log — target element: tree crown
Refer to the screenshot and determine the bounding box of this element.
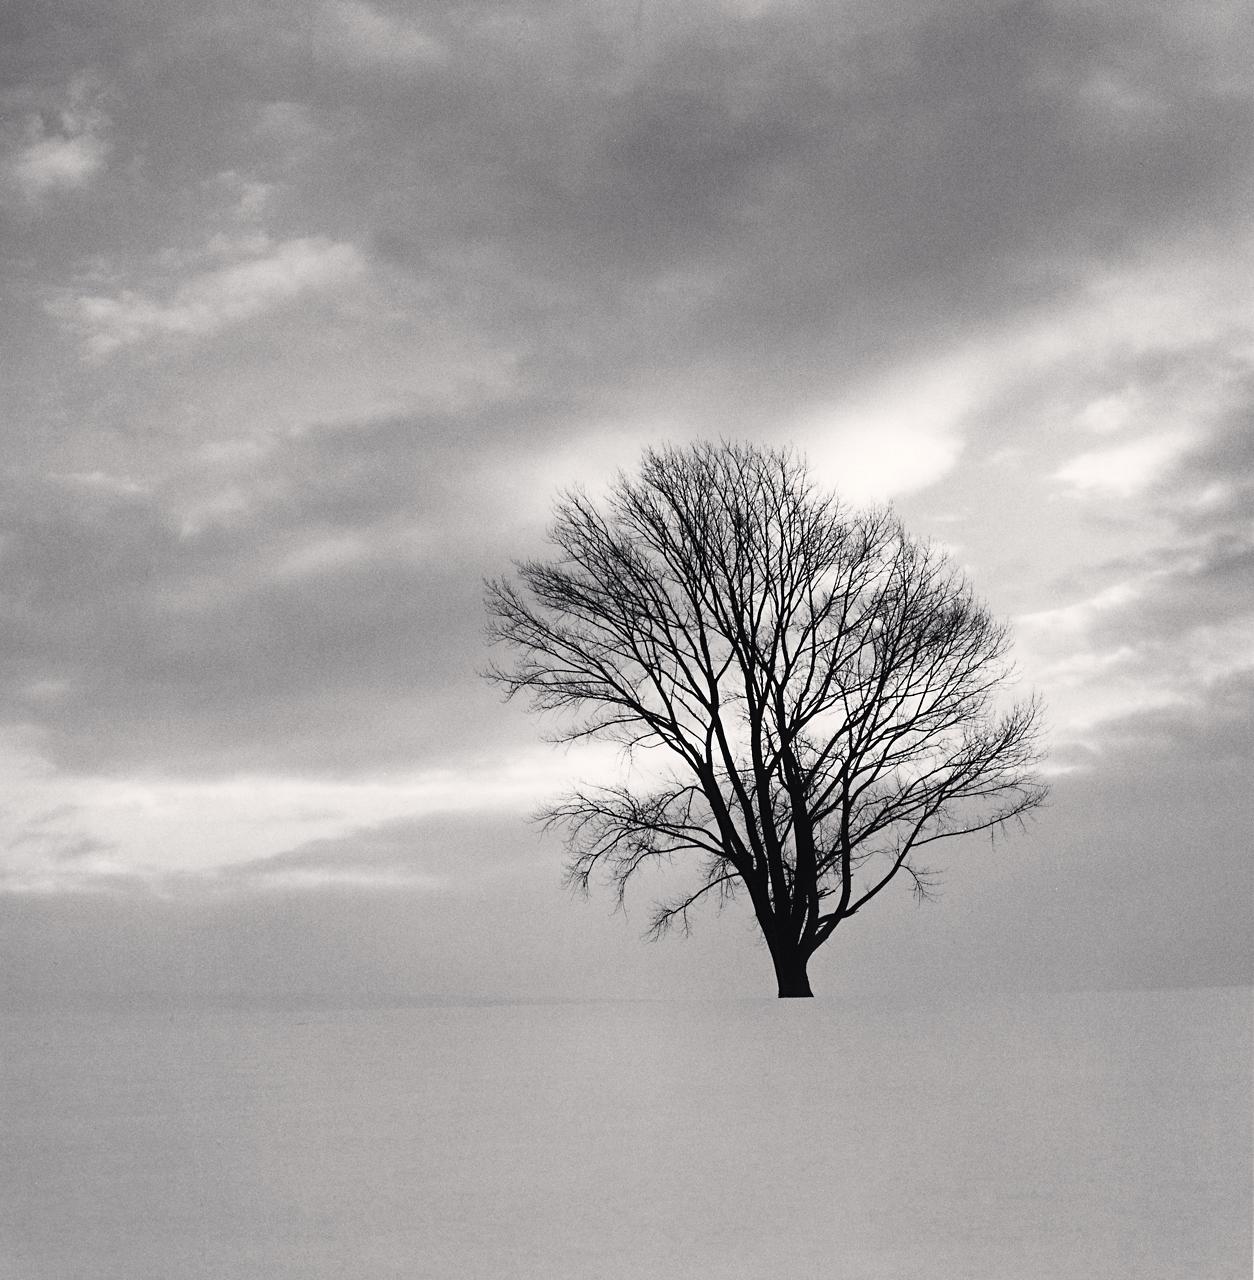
[486,441,1046,988]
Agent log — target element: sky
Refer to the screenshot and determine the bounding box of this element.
[1,0,1250,1003]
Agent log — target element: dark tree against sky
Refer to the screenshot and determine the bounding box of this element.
[487,441,1047,996]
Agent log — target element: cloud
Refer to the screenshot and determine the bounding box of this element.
[10,124,106,200]
[1097,666,1254,763]
[0,710,612,893]
[1015,503,1254,745]
[200,169,276,222]
[52,235,367,356]
[14,0,1251,444]
[2,677,1248,1006]
[0,467,489,777]
[218,810,535,892]
[251,0,1247,448]
[317,0,446,67]
[1054,433,1191,497]
[5,76,110,202]
[0,818,122,895]
[0,409,646,782]
[901,670,1254,995]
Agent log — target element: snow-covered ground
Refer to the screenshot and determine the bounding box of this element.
[3,987,1248,1279]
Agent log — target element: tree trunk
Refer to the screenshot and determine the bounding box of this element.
[770,945,814,998]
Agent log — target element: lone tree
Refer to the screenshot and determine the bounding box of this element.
[486,441,1046,997]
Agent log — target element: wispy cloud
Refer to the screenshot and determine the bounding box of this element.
[53,235,367,357]
[218,816,458,892]
[0,783,545,896]
[1017,527,1254,749]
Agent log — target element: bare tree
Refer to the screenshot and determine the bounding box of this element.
[486,441,1047,997]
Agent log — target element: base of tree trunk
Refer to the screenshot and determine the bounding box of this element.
[774,969,814,998]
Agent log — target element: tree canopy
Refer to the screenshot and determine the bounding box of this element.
[486,441,1047,996]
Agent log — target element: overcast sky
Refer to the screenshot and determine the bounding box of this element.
[1,0,1250,1003]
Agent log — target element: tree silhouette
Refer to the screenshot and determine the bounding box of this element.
[486,441,1047,997]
